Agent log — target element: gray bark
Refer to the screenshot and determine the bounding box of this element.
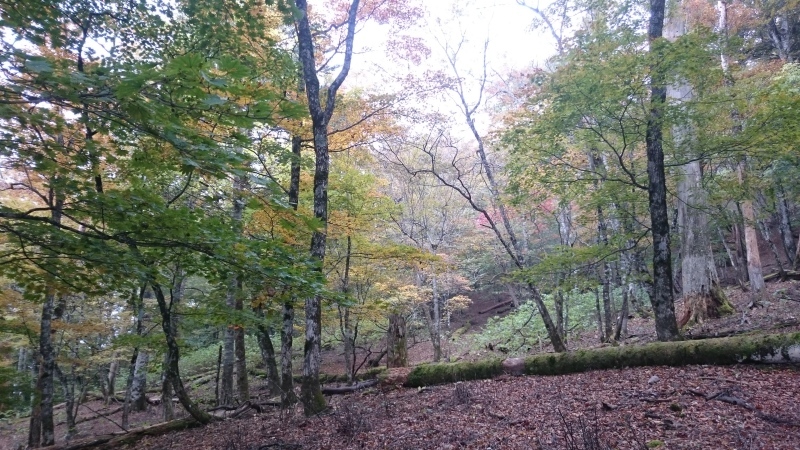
[294,0,360,415]
[776,185,795,266]
[106,355,119,406]
[280,301,296,407]
[386,313,407,368]
[646,0,681,341]
[130,350,149,412]
[29,195,63,448]
[234,283,248,404]
[280,133,302,407]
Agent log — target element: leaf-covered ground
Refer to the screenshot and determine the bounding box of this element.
[133,365,800,449]
[3,281,800,449]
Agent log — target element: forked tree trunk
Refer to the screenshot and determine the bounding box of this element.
[294,0,360,416]
[28,196,63,448]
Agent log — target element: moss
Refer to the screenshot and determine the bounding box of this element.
[647,440,664,448]
[402,333,800,387]
[405,359,503,387]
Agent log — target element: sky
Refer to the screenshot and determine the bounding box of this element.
[331,0,559,140]
[346,0,557,89]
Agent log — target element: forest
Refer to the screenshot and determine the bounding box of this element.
[1,0,800,448]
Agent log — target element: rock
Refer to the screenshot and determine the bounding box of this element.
[648,375,660,385]
[502,358,525,376]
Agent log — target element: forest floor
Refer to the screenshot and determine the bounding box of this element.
[2,280,800,449]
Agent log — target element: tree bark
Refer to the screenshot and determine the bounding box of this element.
[294,0,360,416]
[645,0,680,341]
[234,283,248,404]
[279,133,302,407]
[130,350,149,412]
[150,282,211,424]
[776,184,795,266]
[255,312,281,396]
[386,313,407,368]
[29,195,63,448]
[738,161,765,294]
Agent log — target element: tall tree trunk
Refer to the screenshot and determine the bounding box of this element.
[430,272,442,362]
[130,350,149,412]
[738,161,765,294]
[255,308,281,396]
[280,134,302,407]
[776,184,795,266]
[161,267,183,421]
[150,282,211,423]
[280,302,297,407]
[121,349,137,430]
[106,354,119,406]
[55,365,78,441]
[29,193,63,448]
[386,314,407,368]
[294,0,360,416]
[122,285,146,428]
[666,4,721,328]
[645,0,680,341]
[339,236,356,384]
[221,176,246,406]
[234,282,248,404]
[677,160,720,326]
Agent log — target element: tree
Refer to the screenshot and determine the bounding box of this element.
[645,0,682,341]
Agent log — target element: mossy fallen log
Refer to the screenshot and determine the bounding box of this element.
[405,332,800,387]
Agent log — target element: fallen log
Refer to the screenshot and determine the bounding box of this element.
[479,300,513,315]
[321,379,379,395]
[39,417,200,450]
[404,332,800,387]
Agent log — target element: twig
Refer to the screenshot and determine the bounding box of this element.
[79,402,128,433]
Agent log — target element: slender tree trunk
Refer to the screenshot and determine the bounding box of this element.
[122,285,146,429]
[294,0,360,415]
[280,302,297,407]
[430,272,442,362]
[738,161,765,294]
[221,176,246,406]
[234,283,248,404]
[758,218,786,277]
[28,195,63,448]
[733,218,750,285]
[106,354,119,406]
[255,309,281,396]
[162,267,184,421]
[55,366,77,441]
[645,0,680,341]
[339,236,356,384]
[280,134,302,407]
[776,184,795,266]
[386,314,407,368]
[121,349,137,430]
[150,282,211,423]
